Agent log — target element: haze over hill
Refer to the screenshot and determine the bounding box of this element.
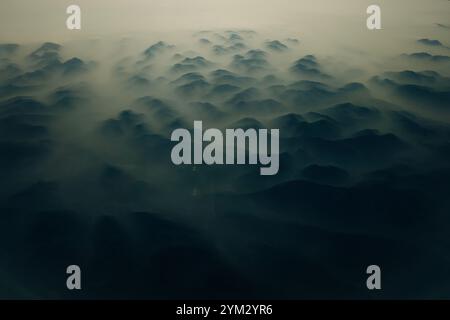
[0,0,450,299]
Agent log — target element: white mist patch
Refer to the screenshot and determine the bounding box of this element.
[171,121,280,176]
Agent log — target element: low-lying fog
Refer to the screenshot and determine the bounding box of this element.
[0,0,449,299]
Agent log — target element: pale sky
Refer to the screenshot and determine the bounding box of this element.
[0,0,449,42]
